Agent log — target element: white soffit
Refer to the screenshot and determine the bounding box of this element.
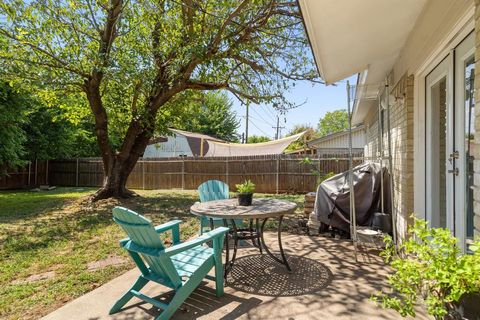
[299,0,427,85]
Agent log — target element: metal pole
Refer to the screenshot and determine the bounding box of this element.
[385,83,397,244]
[275,115,280,140]
[245,104,250,143]
[347,81,357,242]
[378,96,384,213]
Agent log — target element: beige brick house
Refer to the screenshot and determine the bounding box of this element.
[299,0,479,251]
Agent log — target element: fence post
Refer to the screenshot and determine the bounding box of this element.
[76,158,79,187]
[34,159,38,186]
[45,159,49,185]
[276,155,280,194]
[28,161,31,186]
[181,159,185,190]
[225,159,229,187]
[142,159,145,190]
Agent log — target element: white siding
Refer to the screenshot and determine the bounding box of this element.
[310,129,365,150]
[143,134,193,158]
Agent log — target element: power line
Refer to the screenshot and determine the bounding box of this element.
[261,104,278,122]
[249,118,273,138]
[250,107,275,127]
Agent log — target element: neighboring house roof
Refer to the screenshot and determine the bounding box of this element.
[146,128,225,157]
[307,125,365,149]
[149,136,168,144]
[204,132,305,157]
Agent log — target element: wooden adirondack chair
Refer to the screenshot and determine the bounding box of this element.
[110,206,228,320]
[197,180,243,235]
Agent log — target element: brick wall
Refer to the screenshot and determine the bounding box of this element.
[474,0,480,236]
[363,75,415,240]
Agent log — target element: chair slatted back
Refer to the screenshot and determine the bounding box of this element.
[198,180,229,202]
[113,207,181,286]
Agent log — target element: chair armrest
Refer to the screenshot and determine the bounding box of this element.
[122,240,164,257]
[118,219,182,247]
[164,227,229,257]
[154,220,182,234]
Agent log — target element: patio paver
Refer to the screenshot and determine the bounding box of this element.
[41,232,430,320]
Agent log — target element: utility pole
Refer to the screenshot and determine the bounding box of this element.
[272,115,285,140]
[245,104,249,143]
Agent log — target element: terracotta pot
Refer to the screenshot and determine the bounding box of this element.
[237,193,253,206]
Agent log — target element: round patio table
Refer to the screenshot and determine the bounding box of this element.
[190,198,297,277]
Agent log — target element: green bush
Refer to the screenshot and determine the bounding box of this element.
[372,216,480,319]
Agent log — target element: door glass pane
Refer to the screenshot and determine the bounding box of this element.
[431,77,448,228]
[465,57,475,242]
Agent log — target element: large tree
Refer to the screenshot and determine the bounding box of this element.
[317,109,349,137]
[247,135,271,143]
[172,92,240,142]
[285,123,317,151]
[0,0,320,200]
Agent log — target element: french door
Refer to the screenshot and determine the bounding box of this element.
[425,32,475,251]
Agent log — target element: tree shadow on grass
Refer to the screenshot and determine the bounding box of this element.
[0,190,201,255]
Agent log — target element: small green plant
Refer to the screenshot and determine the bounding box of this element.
[372,216,480,319]
[235,180,256,194]
[300,157,335,187]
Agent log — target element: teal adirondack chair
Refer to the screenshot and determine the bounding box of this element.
[197,180,243,235]
[110,206,228,320]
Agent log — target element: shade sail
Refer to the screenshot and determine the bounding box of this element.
[204,132,305,157]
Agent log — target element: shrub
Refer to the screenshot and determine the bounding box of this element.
[372,216,480,319]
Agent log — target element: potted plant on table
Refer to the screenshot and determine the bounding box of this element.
[235,180,255,206]
[372,216,480,320]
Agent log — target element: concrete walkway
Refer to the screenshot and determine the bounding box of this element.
[42,233,429,320]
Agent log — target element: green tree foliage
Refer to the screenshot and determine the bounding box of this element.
[0,0,320,199]
[0,81,99,173]
[22,106,99,159]
[317,110,349,137]
[285,123,318,151]
[0,82,28,172]
[247,135,271,143]
[172,92,239,142]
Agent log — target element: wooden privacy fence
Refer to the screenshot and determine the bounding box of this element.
[48,154,363,194]
[0,160,49,190]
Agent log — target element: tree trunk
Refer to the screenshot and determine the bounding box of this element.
[90,154,138,200]
[90,120,154,201]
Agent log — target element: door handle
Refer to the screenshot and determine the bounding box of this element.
[448,168,459,176]
[448,151,459,164]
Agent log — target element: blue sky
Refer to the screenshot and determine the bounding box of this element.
[230,75,357,140]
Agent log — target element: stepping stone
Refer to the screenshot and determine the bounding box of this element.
[12,271,56,285]
[87,256,128,271]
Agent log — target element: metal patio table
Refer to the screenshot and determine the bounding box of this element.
[190,198,297,277]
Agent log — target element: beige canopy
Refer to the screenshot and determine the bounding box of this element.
[204,132,305,157]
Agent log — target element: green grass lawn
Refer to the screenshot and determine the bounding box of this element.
[0,188,304,320]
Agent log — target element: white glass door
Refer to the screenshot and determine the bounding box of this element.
[425,31,475,251]
[454,32,475,251]
[425,56,454,231]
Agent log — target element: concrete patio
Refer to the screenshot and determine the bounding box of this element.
[42,232,429,320]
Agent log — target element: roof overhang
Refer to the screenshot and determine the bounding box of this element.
[299,0,427,123]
